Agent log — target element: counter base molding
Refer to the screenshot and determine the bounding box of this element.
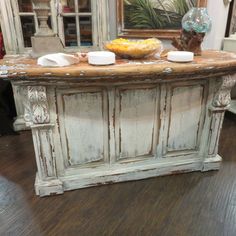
[34,155,222,197]
[2,51,236,197]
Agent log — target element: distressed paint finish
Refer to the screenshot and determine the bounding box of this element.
[115,86,158,160]
[31,125,56,179]
[2,51,236,196]
[207,112,225,156]
[167,85,204,152]
[158,81,207,158]
[228,100,236,114]
[57,89,109,167]
[205,74,236,163]
[12,85,30,131]
[26,86,63,196]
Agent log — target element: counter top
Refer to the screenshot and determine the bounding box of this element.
[1,50,236,82]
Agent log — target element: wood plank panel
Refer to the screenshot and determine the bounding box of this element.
[115,86,158,160]
[38,129,55,177]
[32,127,56,179]
[208,112,225,156]
[167,85,204,152]
[58,89,108,166]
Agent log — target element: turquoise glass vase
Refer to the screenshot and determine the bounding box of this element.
[182,7,212,33]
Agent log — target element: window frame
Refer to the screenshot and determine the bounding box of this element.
[11,0,38,53]
[57,0,93,49]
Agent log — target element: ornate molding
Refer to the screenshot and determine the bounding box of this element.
[27,86,50,124]
[212,74,236,108]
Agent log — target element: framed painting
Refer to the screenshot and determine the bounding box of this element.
[117,0,207,39]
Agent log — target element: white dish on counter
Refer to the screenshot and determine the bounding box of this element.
[167,51,194,62]
[88,51,115,65]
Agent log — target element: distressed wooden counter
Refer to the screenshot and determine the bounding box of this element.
[1,50,236,197]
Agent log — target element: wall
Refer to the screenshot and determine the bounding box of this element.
[109,0,230,50]
[108,0,117,40]
[203,0,230,49]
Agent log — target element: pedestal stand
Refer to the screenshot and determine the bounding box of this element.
[31,0,64,58]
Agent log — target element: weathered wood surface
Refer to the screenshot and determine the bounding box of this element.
[1,51,236,81]
[229,99,236,114]
[1,50,236,197]
[57,88,108,166]
[167,84,204,152]
[115,86,158,159]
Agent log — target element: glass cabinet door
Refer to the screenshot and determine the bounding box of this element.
[58,0,93,48]
[16,0,37,49]
[12,0,54,52]
[9,0,108,53]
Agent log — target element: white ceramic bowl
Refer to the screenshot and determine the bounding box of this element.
[88,51,115,65]
[167,51,194,62]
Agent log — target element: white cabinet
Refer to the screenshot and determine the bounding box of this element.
[22,77,232,196]
[3,50,236,196]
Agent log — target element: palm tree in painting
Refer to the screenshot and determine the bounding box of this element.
[125,0,164,28]
[124,0,197,29]
[156,0,171,23]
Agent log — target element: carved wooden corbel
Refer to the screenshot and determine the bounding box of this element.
[207,74,236,157]
[212,75,236,108]
[27,86,50,124]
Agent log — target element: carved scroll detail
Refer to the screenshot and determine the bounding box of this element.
[213,75,236,108]
[19,86,32,125]
[27,86,50,124]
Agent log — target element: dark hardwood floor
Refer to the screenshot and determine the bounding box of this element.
[0,113,236,236]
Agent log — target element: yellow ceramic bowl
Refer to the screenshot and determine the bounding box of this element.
[104,38,162,59]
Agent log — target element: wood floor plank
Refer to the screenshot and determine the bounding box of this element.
[0,113,236,236]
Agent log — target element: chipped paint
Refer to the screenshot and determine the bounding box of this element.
[128,61,142,65]
[204,66,215,70]
[143,61,159,65]
[0,70,8,75]
[163,67,173,73]
[0,71,8,78]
